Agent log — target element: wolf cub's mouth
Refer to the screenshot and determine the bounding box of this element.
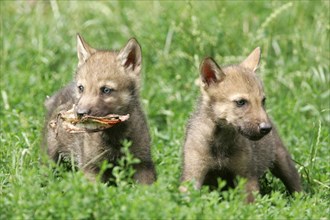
[238,127,267,141]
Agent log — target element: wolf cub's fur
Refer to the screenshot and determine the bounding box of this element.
[43,34,156,184]
[181,48,301,202]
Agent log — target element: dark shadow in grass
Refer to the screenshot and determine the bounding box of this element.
[200,171,302,203]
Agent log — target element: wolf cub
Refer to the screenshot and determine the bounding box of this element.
[181,48,301,202]
[43,34,156,184]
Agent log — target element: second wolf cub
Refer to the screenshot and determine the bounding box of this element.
[181,48,301,202]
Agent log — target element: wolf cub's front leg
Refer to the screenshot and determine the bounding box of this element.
[181,145,212,190]
[245,178,260,203]
[270,132,302,193]
[133,161,156,185]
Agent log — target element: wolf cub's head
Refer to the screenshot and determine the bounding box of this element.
[199,48,272,141]
[74,34,142,117]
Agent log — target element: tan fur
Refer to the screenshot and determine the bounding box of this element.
[181,48,301,202]
[43,34,156,184]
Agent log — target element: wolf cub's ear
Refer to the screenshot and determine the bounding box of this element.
[77,34,96,67]
[240,47,261,72]
[117,38,142,75]
[200,57,225,86]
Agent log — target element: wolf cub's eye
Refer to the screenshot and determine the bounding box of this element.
[78,85,84,93]
[235,99,247,107]
[101,86,113,94]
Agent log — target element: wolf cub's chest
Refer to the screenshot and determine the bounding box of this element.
[82,131,123,149]
[209,128,252,172]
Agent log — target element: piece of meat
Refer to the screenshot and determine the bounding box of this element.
[50,105,129,133]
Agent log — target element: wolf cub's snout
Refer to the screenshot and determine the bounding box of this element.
[181,47,301,202]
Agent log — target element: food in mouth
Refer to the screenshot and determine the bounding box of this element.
[49,105,129,133]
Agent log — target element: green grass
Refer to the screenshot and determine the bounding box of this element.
[1,1,329,219]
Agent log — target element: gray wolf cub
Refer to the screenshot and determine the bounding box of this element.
[43,34,156,184]
[181,48,301,202]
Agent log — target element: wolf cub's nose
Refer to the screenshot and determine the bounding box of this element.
[76,108,91,118]
[259,122,272,135]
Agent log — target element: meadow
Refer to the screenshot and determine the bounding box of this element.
[1,1,329,219]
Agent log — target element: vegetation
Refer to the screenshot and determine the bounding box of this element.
[1,1,329,219]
